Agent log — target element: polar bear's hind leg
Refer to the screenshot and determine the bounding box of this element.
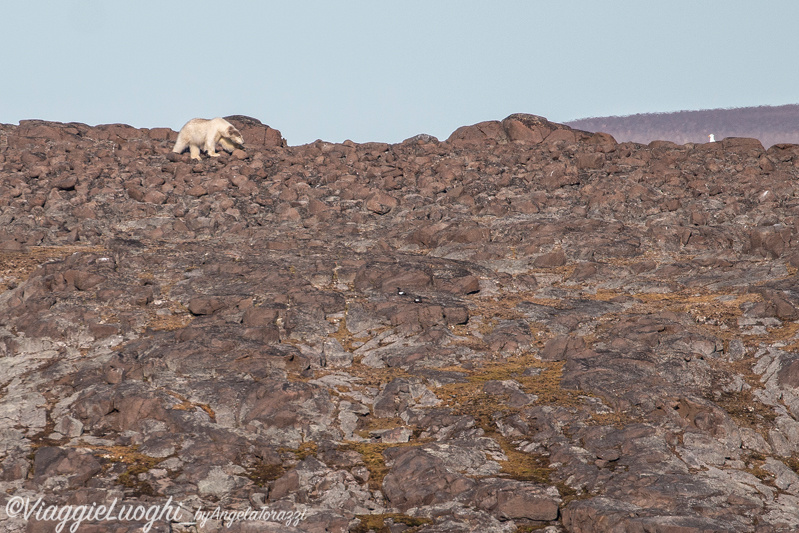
[189,144,201,160]
[172,138,188,154]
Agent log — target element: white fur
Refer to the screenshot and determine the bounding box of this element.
[172,118,245,160]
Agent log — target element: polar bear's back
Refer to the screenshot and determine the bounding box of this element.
[177,118,215,144]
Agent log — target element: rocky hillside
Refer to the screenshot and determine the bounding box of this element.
[567,104,799,148]
[1,113,799,532]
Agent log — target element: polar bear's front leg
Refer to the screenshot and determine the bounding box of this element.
[205,134,220,157]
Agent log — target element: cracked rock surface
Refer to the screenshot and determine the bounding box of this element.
[1,114,799,531]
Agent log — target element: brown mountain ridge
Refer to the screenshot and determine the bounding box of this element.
[567,103,799,148]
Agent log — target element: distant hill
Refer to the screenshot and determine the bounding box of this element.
[566,104,799,147]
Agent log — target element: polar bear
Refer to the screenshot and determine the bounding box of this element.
[172,117,245,160]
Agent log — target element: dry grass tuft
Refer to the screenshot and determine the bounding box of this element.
[88,444,164,496]
[146,313,194,332]
[0,245,106,290]
[435,355,588,413]
[247,462,285,486]
[338,441,420,491]
[164,389,216,421]
[328,314,375,352]
[351,513,433,533]
[492,434,552,484]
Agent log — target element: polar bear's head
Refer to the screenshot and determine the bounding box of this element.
[225,125,245,149]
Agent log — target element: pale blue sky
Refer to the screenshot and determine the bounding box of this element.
[3,1,798,145]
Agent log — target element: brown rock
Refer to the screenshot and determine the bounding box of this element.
[444,306,469,325]
[365,191,398,214]
[53,174,78,190]
[434,274,480,295]
[0,457,29,481]
[753,288,799,320]
[577,152,605,170]
[540,335,587,361]
[544,128,577,144]
[382,447,476,510]
[447,120,509,146]
[449,223,490,244]
[94,123,145,141]
[188,297,227,315]
[354,264,433,293]
[778,358,799,389]
[501,117,545,144]
[186,185,208,197]
[73,205,97,219]
[269,468,300,500]
[242,306,279,327]
[0,239,26,252]
[143,189,167,204]
[16,121,66,140]
[759,155,776,172]
[534,249,567,267]
[124,182,145,202]
[276,203,301,221]
[586,131,618,147]
[34,447,102,488]
[224,115,286,148]
[63,270,106,290]
[417,304,444,328]
[89,322,119,340]
[721,137,765,152]
[748,226,790,258]
[408,222,449,247]
[307,198,330,215]
[206,177,231,194]
[148,127,174,141]
[569,262,598,281]
[541,161,580,189]
[472,479,561,521]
